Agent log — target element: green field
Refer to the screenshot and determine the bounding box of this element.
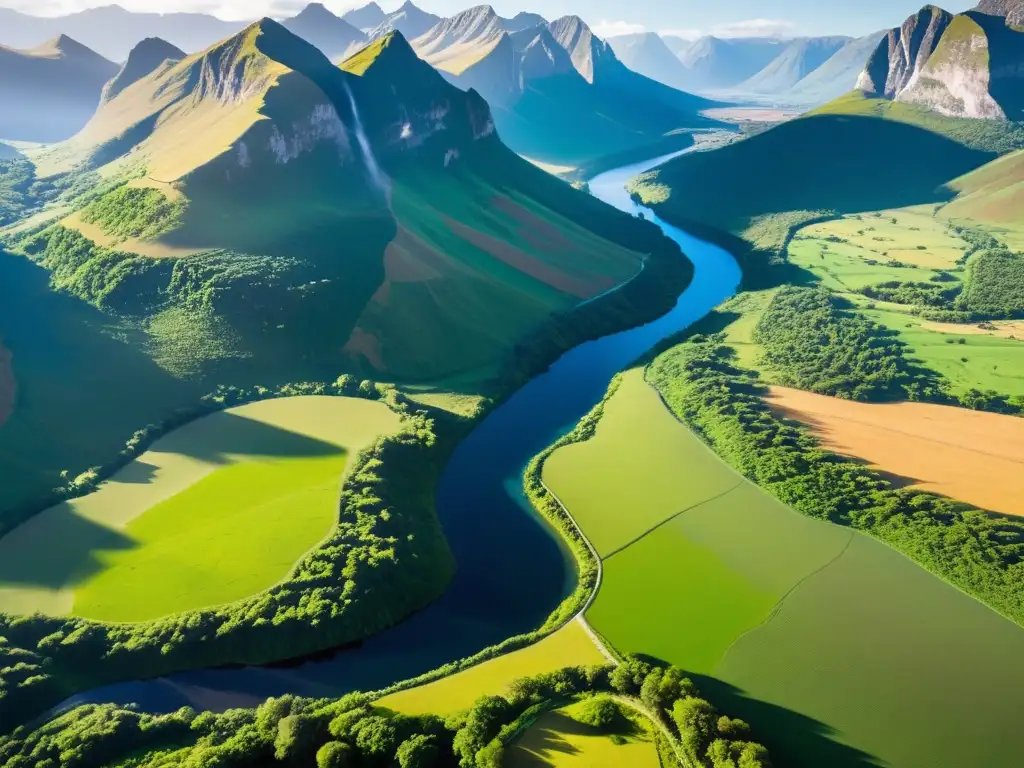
[379,620,606,716]
[542,373,738,557]
[0,395,401,622]
[788,208,969,291]
[544,367,1024,768]
[860,306,1024,397]
[506,698,660,768]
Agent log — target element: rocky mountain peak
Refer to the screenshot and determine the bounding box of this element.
[856,5,954,96]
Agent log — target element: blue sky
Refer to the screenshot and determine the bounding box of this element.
[4,0,976,38]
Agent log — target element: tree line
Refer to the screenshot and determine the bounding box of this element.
[0,658,771,768]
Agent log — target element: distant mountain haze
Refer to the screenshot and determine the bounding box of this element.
[500,11,547,32]
[367,2,441,41]
[282,3,367,62]
[0,5,244,61]
[341,2,388,31]
[606,32,693,91]
[774,30,887,105]
[0,35,117,141]
[858,4,1024,120]
[736,35,851,93]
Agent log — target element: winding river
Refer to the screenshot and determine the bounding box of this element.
[57,152,742,716]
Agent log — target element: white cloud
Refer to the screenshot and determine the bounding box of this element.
[2,0,365,19]
[659,28,703,41]
[591,19,647,39]
[711,18,797,39]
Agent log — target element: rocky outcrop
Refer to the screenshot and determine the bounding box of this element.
[975,0,1024,26]
[856,5,953,96]
[857,5,1023,120]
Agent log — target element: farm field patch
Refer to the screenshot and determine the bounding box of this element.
[0,396,401,621]
[379,620,606,716]
[767,386,1024,516]
[506,698,659,768]
[542,370,738,557]
[863,307,1024,397]
[717,533,1024,768]
[549,366,1024,768]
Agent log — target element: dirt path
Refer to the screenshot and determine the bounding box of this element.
[767,386,1024,517]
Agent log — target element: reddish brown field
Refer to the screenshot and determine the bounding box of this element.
[767,386,1024,518]
[441,215,613,298]
[0,339,13,429]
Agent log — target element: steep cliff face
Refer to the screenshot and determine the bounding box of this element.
[975,0,1024,26]
[857,5,1024,120]
[856,5,953,96]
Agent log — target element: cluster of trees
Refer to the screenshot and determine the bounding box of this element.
[0,158,35,227]
[79,186,186,241]
[648,335,1024,630]
[753,286,946,401]
[0,377,461,731]
[958,248,1024,318]
[859,279,961,308]
[0,659,771,768]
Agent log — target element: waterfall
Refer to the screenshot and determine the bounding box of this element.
[343,80,389,197]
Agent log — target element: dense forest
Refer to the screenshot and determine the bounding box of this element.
[753,286,946,401]
[648,335,1024,628]
[0,658,771,768]
[0,379,462,731]
[959,248,1024,318]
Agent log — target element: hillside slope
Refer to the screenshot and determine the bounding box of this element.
[629,114,995,235]
[0,36,118,142]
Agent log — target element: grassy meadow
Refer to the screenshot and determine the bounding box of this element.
[0,396,401,622]
[505,699,660,768]
[378,620,606,716]
[543,367,1024,768]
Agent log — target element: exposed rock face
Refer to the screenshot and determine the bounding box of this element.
[856,5,953,96]
[857,5,1023,119]
[547,15,615,83]
[975,0,1024,26]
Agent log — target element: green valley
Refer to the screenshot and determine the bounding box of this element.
[2,2,1024,768]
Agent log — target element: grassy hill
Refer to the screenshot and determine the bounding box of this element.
[628,112,995,235]
[0,36,117,142]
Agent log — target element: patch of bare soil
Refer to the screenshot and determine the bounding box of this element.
[767,386,1024,518]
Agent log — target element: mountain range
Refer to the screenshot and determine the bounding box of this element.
[409,7,717,166]
[609,32,884,107]
[857,4,1024,120]
[0,5,243,61]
